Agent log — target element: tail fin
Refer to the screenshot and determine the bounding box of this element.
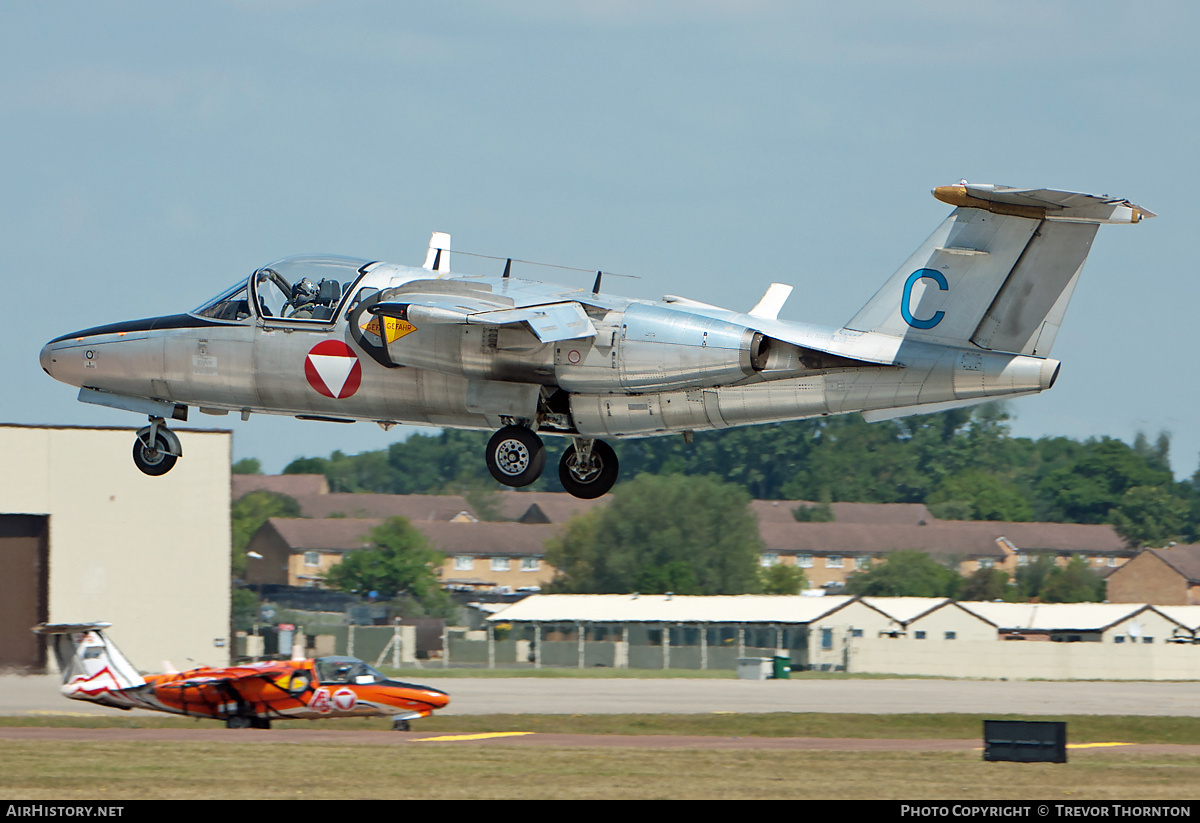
[33,622,146,705]
[846,184,1152,356]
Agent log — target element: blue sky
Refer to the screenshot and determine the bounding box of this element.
[4,2,1197,477]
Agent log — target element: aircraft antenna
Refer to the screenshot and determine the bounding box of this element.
[447,248,640,282]
[592,271,602,294]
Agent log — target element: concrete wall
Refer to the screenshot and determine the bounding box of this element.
[848,636,1200,680]
[0,425,231,671]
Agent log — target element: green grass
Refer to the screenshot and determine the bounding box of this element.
[3,742,1199,800]
[6,712,1200,745]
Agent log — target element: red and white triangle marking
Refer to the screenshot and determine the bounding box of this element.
[304,340,362,399]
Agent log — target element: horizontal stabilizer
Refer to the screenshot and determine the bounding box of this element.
[933,184,1154,224]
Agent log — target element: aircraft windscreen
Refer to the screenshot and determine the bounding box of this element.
[252,256,372,322]
[314,656,386,685]
[193,282,252,321]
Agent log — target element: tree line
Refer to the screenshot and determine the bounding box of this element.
[273,404,1200,548]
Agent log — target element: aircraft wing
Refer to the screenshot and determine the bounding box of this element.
[369,293,597,343]
[155,665,294,692]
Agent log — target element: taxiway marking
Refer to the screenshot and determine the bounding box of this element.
[414,732,535,742]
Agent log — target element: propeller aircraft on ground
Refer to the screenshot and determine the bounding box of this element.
[34,622,448,730]
[40,183,1152,499]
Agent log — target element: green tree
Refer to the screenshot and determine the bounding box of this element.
[759,563,807,595]
[792,487,835,522]
[323,517,451,615]
[1039,555,1106,603]
[1036,437,1174,524]
[231,491,302,578]
[1109,485,1189,548]
[546,474,763,594]
[843,551,962,598]
[232,457,262,475]
[231,587,261,632]
[959,567,1012,601]
[926,470,1033,522]
[1014,555,1057,600]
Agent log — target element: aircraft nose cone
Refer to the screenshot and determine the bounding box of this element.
[39,342,53,376]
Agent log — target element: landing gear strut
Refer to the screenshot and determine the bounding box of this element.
[485,425,546,487]
[225,715,271,729]
[132,417,182,476]
[559,438,619,499]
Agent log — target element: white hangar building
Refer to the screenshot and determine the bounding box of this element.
[0,425,232,672]
[485,593,898,670]
[483,594,1200,680]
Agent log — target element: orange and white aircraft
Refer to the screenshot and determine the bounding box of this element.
[34,622,449,730]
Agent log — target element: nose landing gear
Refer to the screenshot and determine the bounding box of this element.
[132,417,182,476]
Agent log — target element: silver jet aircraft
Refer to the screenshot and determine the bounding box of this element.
[40,183,1152,499]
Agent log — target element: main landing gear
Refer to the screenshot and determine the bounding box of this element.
[484,426,619,499]
[225,715,271,729]
[132,416,182,476]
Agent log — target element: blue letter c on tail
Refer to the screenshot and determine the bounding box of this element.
[901,268,948,329]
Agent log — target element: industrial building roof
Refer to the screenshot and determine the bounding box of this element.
[486,593,860,624]
[954,601,1166,632]
[861,597,953,624]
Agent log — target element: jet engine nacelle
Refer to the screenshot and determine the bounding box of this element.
[614,304,768,392]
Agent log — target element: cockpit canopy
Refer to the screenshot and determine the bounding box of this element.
[313,655,387,685]
[193,255,374,323]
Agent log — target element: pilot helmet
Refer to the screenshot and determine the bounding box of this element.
[293,278,318,303]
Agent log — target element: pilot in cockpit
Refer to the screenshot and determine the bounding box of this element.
[287,278,319,319]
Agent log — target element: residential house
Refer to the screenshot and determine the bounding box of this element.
[1106,545,1200,605]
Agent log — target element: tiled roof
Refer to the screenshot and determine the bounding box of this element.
[232,474,328,499]
[758,520,1126,557]
[1142,545,1200,584]
[752,500,935,525]
[262,517,560,557]
[294,493,476,521]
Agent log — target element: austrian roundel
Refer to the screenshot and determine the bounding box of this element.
[304,340,363,399]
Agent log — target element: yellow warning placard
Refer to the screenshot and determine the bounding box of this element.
[360,315,417,344]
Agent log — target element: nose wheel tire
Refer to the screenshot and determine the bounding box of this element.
[559,440,618,499]
[485,426,546,487]
[132,430,179,476]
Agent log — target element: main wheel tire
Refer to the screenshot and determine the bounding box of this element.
[132,431,178,476]
[225,716,252,730]
[485,426,546,487]
[559,440,619,499]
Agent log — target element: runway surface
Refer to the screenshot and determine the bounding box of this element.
[5,674,1200,717]
[3,726,1199,755]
